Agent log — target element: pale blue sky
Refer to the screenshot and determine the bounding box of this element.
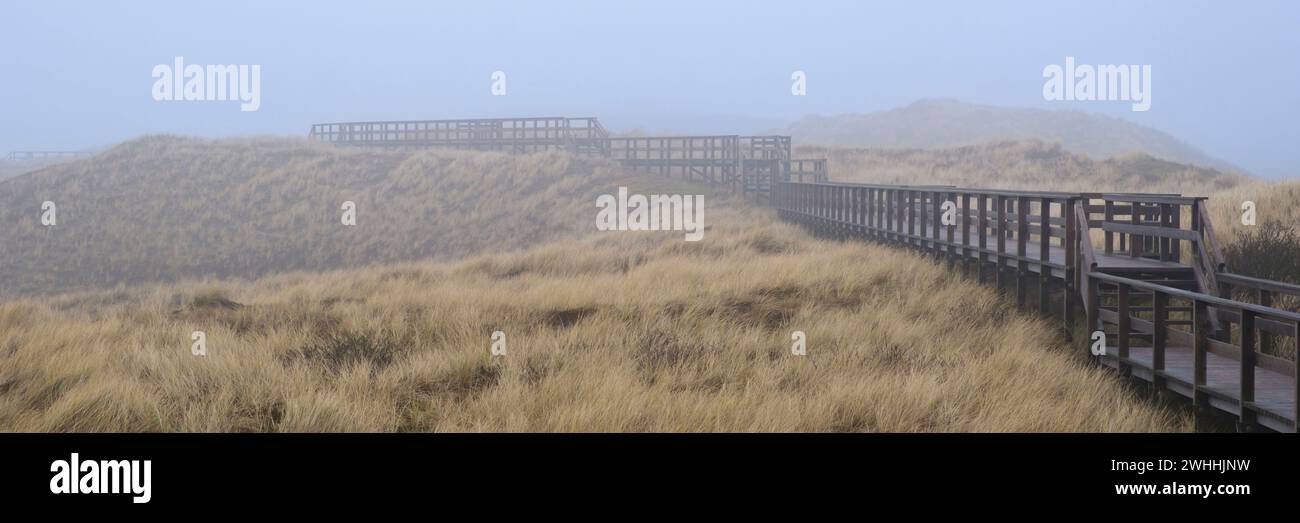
[2,0,1297,176]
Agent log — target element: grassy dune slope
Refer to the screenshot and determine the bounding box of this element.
[0,204,1189,432]
[786,99,1242,172]
[0,136,638,297]
[1208,179,1300,240]
[0,162,40,182]
[805,140,1250,196]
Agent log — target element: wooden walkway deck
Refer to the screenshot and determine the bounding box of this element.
[1102,346,1296,432]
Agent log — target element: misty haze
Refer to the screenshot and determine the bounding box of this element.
[1,1,1297,441]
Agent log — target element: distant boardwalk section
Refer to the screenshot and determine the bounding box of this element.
[4,151,90,162]
[309,116,827,198]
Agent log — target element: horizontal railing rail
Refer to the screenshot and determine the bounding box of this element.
[1219,272,1300,302]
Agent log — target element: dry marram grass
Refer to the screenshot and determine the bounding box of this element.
[0,205,1189,432]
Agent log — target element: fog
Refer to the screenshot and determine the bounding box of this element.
[2,0,1297,176]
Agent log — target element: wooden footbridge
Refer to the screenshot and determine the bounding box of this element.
[3,150,90,162]
[308,116,828,196]
[310,116,1298,432]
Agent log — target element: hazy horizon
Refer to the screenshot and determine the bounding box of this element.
[2,0,1298,177]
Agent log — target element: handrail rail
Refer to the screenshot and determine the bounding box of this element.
[1089,272,1300,323]
[1074,203,1097,271]
[803,181,1079,199]
[1097,193,1208,205]
[1197,201,1227,273]
[310,116,599,127]
[1219,272,1300,298]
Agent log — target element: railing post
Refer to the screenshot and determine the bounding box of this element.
[873,188,881,237]
[1162,203,1174,259]
[1239,310,1257,430]
[1117,283,1131,376]
[1086,275,1099,354]
[945,191,957,269]
[1039,197,1051,314]
[855,187,864,233]
[906,190,916,245]
[886,189,895,241]
[978,195,988,284]
[838,186,846,237]
[1104,200,1115,254]
[932,191,943,256]
[837,186,846,238]
[1193,300,1210,411]
[1259,289,1274,355]
[863,187,872,234]
[1152,292,1168,391]
[1130,200,1142,259]
[996,196,1007,292]
[876,188,884,237]
[919,191,930,250]
[1294,320,1299,432]
[961,193,972,276]
[881,188,888,238]
[1064,198,1077,336]
[897,188,904,241]
[916,190,925,245]
[864,187,871,236]
[896,189,904,241]
[1016,196,1029,309]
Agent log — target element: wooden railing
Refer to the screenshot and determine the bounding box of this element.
[308,117,608,152]
[1087,272,1300,432]
[309,117,826,193]
[1082,194,1202,262]
[4,151,90,161]
[775,179,1299,432]
[773,181,1081,315]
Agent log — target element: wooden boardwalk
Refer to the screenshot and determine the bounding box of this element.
[772,181,1300,432]
[308,116,827,193]
[307,114,1298,433]
[1102,346,1295,432]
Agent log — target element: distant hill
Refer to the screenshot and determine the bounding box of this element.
[0,136,678,297]
[786,99,1244,173]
